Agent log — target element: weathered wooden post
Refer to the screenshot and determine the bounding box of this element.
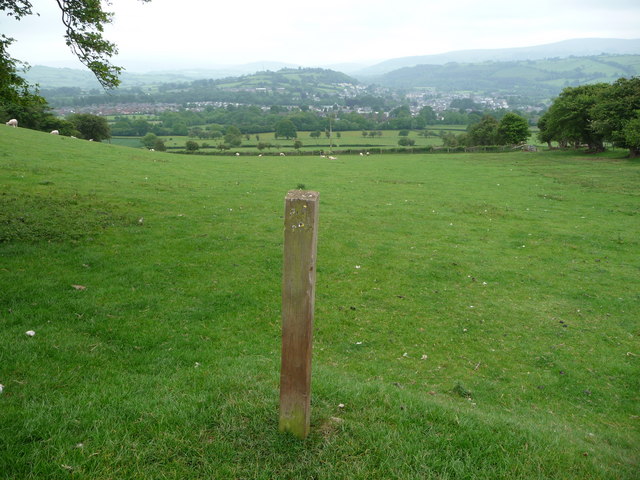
[279,190,319,439]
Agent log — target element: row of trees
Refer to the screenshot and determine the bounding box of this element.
[109,103,532,138]
[537,78,640,156]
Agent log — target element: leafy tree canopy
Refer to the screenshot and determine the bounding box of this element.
[538,78,640,155]
[467,115,499,146]
[2,0,150,91]
[497,113,530,145]
[68,113,110,140]
[274,118,297,139]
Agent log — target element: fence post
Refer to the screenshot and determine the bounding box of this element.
[279,190,319,439]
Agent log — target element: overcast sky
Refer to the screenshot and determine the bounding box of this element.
[3,0,640,71]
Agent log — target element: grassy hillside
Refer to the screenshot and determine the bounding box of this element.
[1,128,638,478]
[376,55,640,99]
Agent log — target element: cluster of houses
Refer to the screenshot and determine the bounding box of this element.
[52,88,528,119]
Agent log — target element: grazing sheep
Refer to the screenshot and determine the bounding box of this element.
[359,152,364,156]
[5,119,18,128]
[50,130,59,135]
[328,155,337,160]
[235,152,240,156]
[279,152,286,156]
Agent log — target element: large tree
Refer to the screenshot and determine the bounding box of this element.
[2,1,150,90]
[538,78,640,156]
[68,113,110,141]
[0,34,51,127]
[591,77,640,157]
[537,83,608,151]
[2,1,150,130]
[467,115,499,146]
[497,112,530,145]
[274,118,297,140]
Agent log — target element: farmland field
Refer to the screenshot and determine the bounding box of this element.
[110,126,481,152]
[1,128,638,479]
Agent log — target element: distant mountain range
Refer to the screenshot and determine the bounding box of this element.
[373,54,640,101]
[24,38,640,91]
[354,38,640,76]
[23,38,640,107]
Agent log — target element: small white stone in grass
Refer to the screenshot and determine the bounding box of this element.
[463,328,468,332]
[402,352,408,358]
[194,362,201,368]
[25,330,35,337]
[338,403,345,409]
[355,341,363,345]
[421,355,428,360]
[355,265,361,269]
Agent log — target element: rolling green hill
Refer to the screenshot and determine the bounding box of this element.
[375,55,640,99]
[155,68,360,103]
[1,128,639,478]
[357,38,640,75]
[42,68,361,108]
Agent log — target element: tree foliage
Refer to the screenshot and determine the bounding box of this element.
[467,115,499,146]
[2,1,150,90]
[537,84,607,151]
[67,113,110,140]
[274,118,297,139]
[591,77,640,156]
[0,34,53,127]
[538,78,640,155]
[398,137,415,147]
[497,113,530,145]
[185,140,199,152]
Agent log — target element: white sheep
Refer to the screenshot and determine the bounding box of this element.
[328,155,337,160]
[279,152,286,156]
[50,130,59,135]
[6,119,18,128]
[235,152,240,156]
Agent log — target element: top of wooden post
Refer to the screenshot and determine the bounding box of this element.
[286,190,319,201]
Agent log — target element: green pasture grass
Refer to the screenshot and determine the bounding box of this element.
[1,127,639,478]
[114,129,450,152]
[107,136,145,148]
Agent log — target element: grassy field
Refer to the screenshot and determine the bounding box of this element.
[1,128,638,479]
[110,126,543,153]
[110,126,471,152]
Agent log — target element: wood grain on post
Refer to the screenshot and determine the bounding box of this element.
[279,190,319,439]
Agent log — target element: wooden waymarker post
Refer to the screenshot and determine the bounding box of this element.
[279,190,319,439]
